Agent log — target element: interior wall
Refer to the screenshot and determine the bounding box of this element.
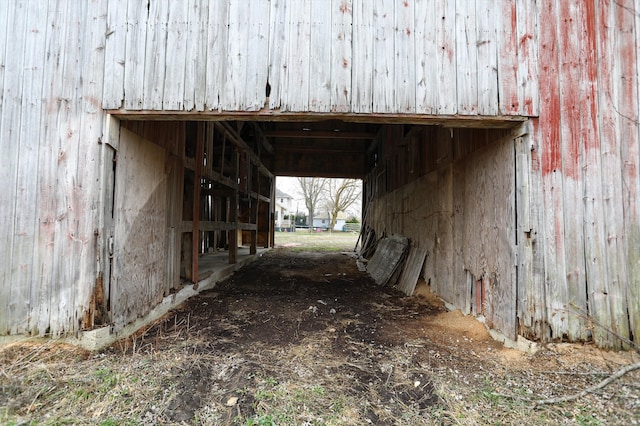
[366,126,517,339]
[111,127,172,329]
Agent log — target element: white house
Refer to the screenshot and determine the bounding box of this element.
[275,189,293,230]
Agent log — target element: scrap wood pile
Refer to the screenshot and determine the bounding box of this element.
[358,233,428,296]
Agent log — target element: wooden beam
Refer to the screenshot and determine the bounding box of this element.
[192,123,205,283]
[228,147,239,264]
[262,130,377,139]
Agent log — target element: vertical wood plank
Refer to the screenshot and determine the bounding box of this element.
[309,0,332,111]
[102,0,127,109]
[192,123,204,283]
[204,0,228,111]
[435,0,457,113]
[415,0,438,114]
[245,0,270,111]
[283,0,311,111]
[496,0,519,114]
[1,0,27,334]
[580,0,611,345]
[222,0,249,111]
[628,0,640,348]
[516,0,539,116]
[163,1,188,110]
[75,0,108,331]
[12,0,45,335]
[475,0,498,115]
[123,0,147,110]
[143,0,169,110]
[455,0,478,115]
[184,0,209,111]
[394,0,415,113]
[372,0,394,112]
[330,0,352,112]
[351,0,373,113]
[267,0,287,109]
[538,0,568,341]
[558,0,589,340]
[611,0,638,346]
[33,0,66,335]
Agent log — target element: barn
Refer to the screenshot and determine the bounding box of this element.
[0,0,638,350]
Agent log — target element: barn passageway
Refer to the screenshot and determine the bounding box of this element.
[95,247,639,424]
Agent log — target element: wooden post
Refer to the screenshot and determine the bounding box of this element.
[192,123,204,283]
[228,147,239,264]
[250,199,258,255]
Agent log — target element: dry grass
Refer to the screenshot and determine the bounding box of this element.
[1,250,639,425]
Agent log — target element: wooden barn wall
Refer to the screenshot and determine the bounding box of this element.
[0,0,109,336]
[530,0,640,349]
[366,127,517,339]
[101,0,539,117]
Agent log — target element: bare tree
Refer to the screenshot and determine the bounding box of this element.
[325,179,361,232]
[297,177,327,230]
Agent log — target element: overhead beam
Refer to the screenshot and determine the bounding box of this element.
[262,130,377,139]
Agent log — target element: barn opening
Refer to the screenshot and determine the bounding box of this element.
[104,115,527,342]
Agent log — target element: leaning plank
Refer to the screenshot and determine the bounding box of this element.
[367,235,409,286]
[397,247,428,296]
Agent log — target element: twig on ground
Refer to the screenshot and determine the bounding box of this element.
[535,361,640,405]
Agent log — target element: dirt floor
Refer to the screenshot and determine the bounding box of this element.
[1,248,639,425]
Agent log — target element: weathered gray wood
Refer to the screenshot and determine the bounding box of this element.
[628,0,640,348]
[143,0,169,110]
[111,128,168,329]
[222,0,250,111]
[394,0,415,113]
[245,0,270,111]
[496,0,519,114]
[397,246,428,296]
[367,235,409,286]
[204,0,228,110]
[455,0,478,115]
[309,0,332,112]
[558,0,588,341]
[185,0,209,111]
[163,1,188,110]
[267,0,287,109]
[1,0,27,335]
[283,0,311,111]
[372,0,394,113]
[475,0,498,116]
[330,0,352,112]
[516,0,539,116]
[351,0,373,113]
[124,0,147,110]
[102,0,127,109]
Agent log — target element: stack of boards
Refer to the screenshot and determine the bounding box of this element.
[364,235,428,296]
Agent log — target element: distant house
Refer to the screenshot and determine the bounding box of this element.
[275,189,293,230]
[312,213,348,232]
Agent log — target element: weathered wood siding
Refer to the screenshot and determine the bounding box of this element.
[102,0,539,116]
[0,1,639,349]
[0,0,109,336]
[367,127,517,339]
[525,0,640,348]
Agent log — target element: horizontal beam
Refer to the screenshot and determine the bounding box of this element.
[262,130,377,139]
[109,110,529,128]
